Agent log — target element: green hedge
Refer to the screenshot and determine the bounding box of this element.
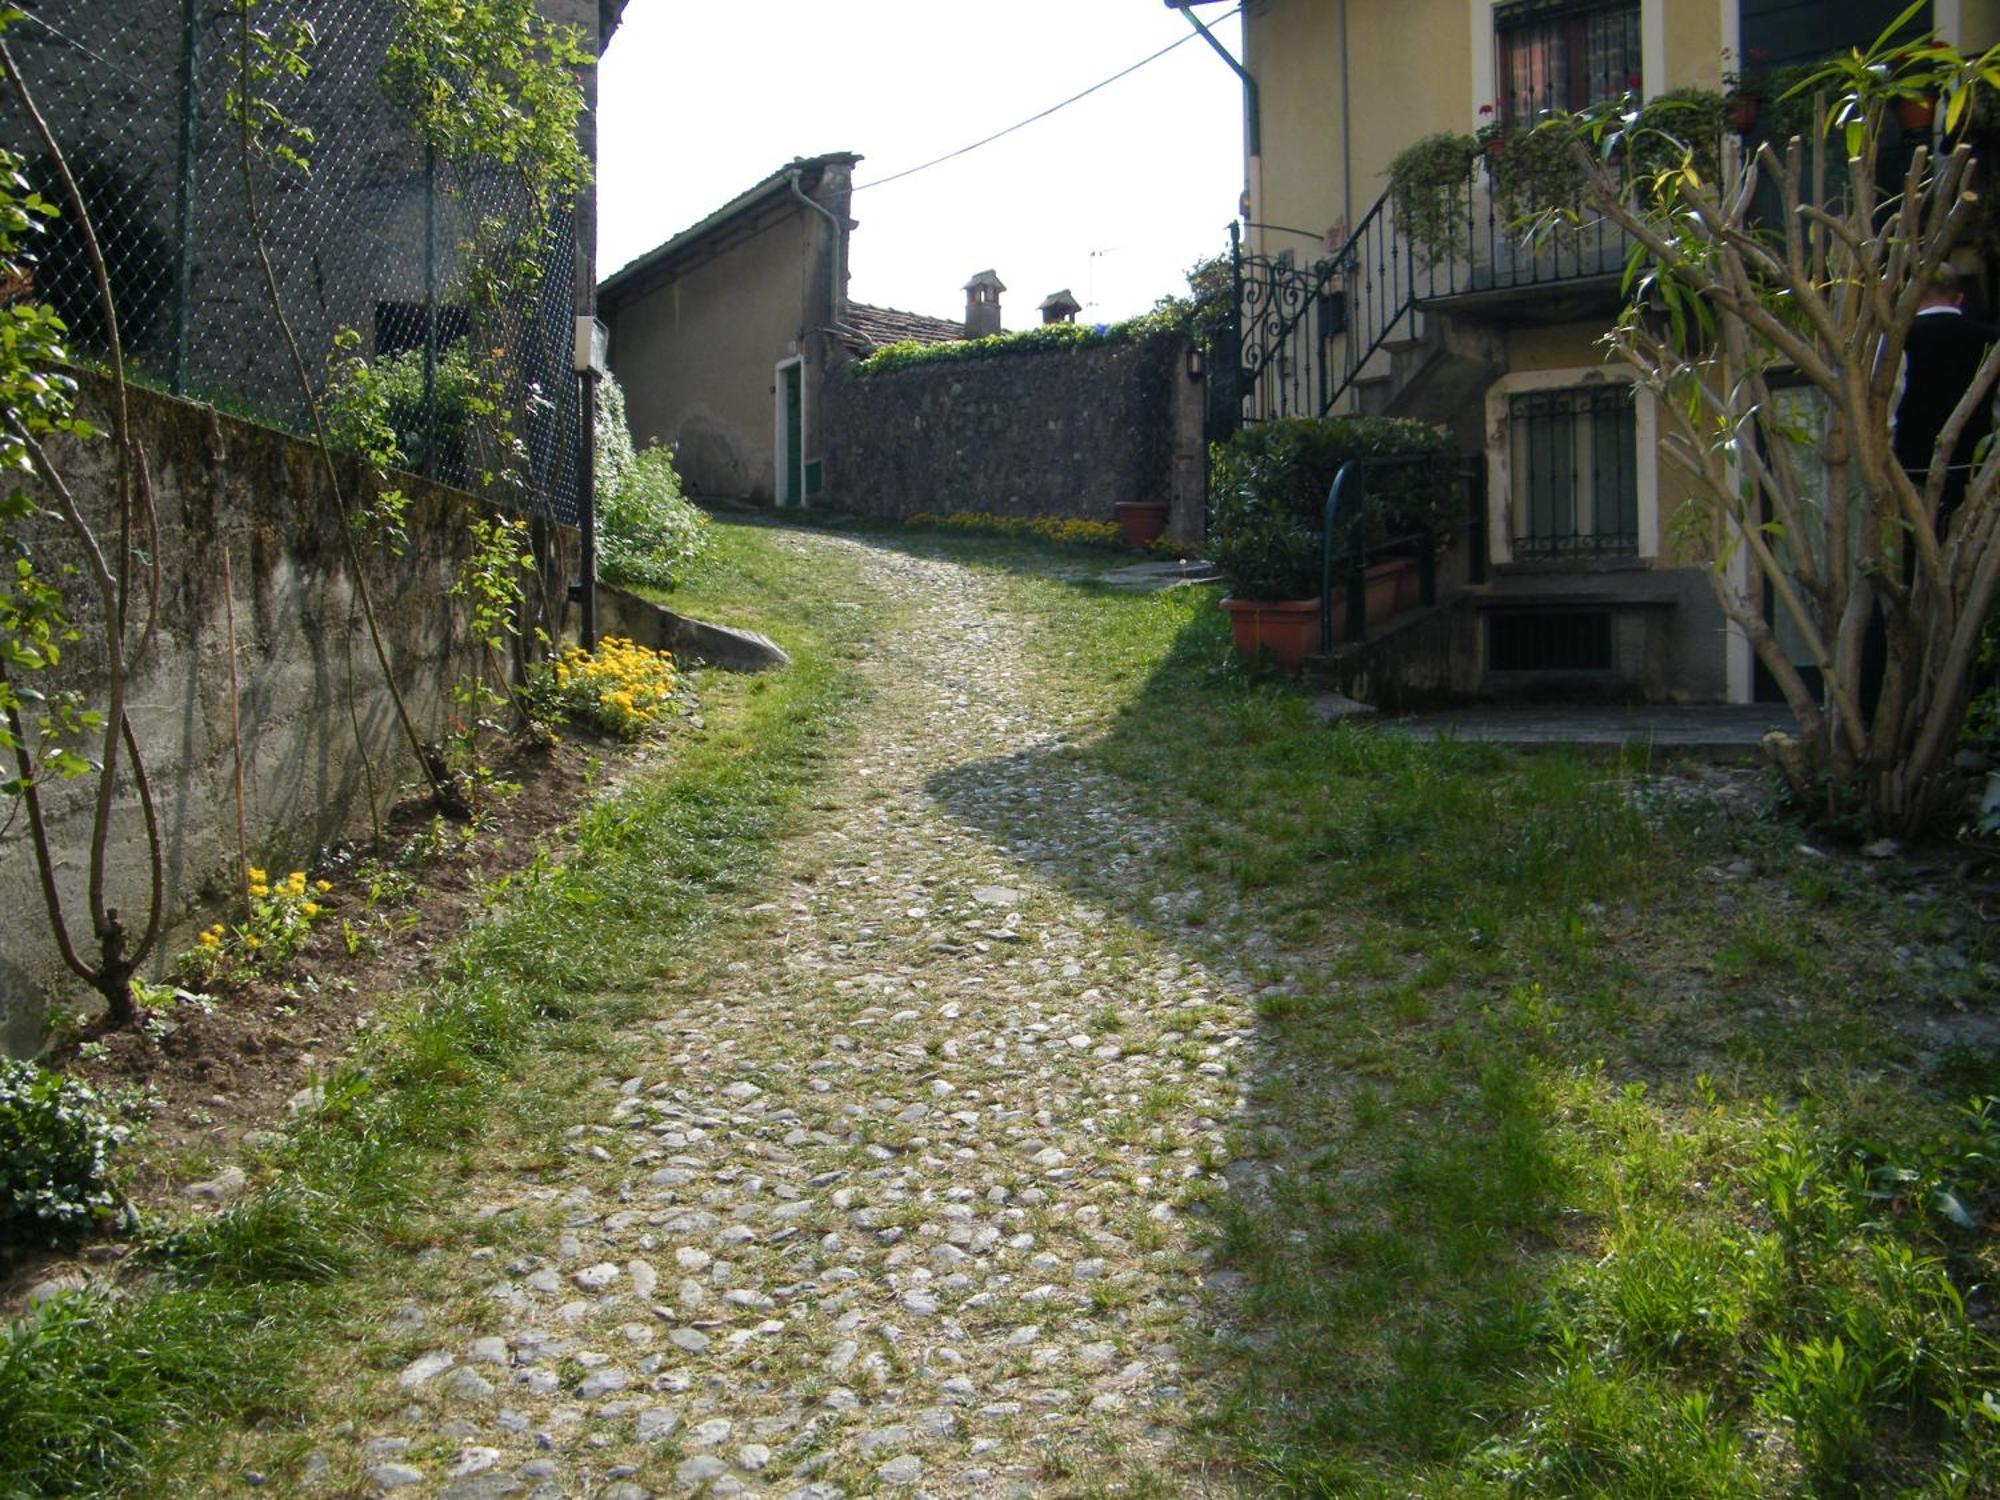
[1208,415,1459,601]
[852,308,1180,377]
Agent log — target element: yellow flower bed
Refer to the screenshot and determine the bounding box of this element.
[533,636,679,739]
[909,510,1178,552]
[180,866,332,983]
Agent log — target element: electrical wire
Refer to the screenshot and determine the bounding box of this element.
[852,6,1244,194]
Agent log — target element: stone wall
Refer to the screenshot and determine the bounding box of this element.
[819,331,1209,543]
[0,375,577,1054]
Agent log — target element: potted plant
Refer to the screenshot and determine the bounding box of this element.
[1486,113,1589,238]
[1722,47,1774,132]
[1208,416,1458,673]
[1628,88,1729,186]
[1387,131,1480,267]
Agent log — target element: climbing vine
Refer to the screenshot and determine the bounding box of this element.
[382,0,591,497]
[226,0,463,814]
[447,512,535,803]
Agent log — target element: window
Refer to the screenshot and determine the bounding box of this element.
[373,301,468,360]
[1508,385,1638,556]
[1496,0,1641,119]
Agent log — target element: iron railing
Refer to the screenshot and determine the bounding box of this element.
[1316,456,1486,651]
[1232,166,1638,424]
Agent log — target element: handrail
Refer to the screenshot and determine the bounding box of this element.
[1320,456,1442,652]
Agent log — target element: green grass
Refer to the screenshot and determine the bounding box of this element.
[0,516,880,1497]
[866,534,2000,1499]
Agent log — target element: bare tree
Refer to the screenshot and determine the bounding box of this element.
[0,36,164,1028]
[1573,37,2000,834]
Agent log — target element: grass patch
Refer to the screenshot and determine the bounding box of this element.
[2,515,880,1497]
[913,549,2000,1496]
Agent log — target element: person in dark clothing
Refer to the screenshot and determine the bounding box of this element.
[1894,268,1997,534]
[1863,270,1998,722]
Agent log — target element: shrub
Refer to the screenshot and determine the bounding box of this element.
[853,308,1180,377]
[1208,416,1460,600]
[599,444,710,592]
[325,338,477,484]
[0,1059,128,1254]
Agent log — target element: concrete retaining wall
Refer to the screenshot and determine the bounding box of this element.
[819,332,1209,544]
[0,375,576,1054]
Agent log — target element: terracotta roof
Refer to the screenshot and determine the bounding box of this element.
[842,302,966,353]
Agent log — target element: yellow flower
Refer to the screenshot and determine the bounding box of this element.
[247,866,267,883]
[249,883,270,898]
[300,902,321,918]
[198,931,220,948]
[314,880,332,893]
[244,935,262,951]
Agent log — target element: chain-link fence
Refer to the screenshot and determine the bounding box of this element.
[2,0,584,526]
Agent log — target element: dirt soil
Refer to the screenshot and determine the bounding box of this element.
[42,731,621,1189]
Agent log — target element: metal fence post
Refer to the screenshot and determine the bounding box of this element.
[171,0,201,395]
[423,144,437,480]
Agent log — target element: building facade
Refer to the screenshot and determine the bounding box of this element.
[1199,0,2000,704]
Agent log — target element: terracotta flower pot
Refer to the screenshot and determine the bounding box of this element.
[1895,93,1938,133]
[1114,501,1169,547]
[1220,596,1320,673]
[1376,555,1422,615]
[1725,93,1762,132]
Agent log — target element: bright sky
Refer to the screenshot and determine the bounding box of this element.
[597,1,1246,327]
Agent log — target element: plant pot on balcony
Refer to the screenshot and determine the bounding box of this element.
[1114,500,1169,547]
[1725,92,1762,132]
[1221,596,1320,674]
[1895,92,1938,133]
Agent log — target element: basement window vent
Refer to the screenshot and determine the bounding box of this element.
[1488,609,1613,672]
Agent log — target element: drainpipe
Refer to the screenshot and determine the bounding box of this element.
[1167,2,1259,227]
[1338,0,1352,231]
[788,168,847,332]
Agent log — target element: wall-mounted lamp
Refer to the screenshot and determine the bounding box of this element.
[1185,344,1206,382]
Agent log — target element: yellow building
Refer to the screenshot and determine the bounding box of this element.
[1183,0,2000,704]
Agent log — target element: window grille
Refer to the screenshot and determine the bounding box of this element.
[1508,385,1638,556]
[1496,0,1641,117]
[1488,609,1614,671]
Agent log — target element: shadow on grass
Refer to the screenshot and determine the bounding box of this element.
[922,590,2000,1497]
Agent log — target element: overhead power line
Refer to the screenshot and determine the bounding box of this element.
[852,6,1245,194]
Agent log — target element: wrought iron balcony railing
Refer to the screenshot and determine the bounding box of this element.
[1231,168,1638,425]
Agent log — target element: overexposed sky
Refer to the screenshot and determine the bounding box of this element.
[598,1,1246,326]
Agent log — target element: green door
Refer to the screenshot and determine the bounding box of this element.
[783,364,803,506]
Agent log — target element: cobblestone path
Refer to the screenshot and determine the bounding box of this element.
[355,536,1256,1499]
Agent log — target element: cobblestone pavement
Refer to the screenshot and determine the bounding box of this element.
[343,536,1256,1499]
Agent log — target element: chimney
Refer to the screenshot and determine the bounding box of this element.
[964,269,1005,338]
[1038,289,1081,326]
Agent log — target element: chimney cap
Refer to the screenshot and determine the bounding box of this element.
[963,269,1007,292]
[1038,288,1081,313]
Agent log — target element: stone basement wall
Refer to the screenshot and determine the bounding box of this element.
[0,375,577,1054]
[818,331,1209,545]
